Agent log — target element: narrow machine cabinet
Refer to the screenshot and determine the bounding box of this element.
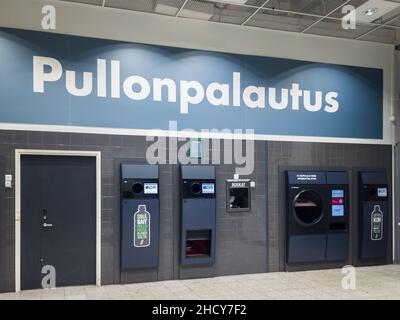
[120,164,160,269]
[286,171,349,269]
[359,171,390,262]
[181,165,216,265]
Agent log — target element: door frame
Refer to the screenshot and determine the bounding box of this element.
[15,149,102,292]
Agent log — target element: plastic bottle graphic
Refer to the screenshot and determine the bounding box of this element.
[134,205,151,247]
[371,205,383,241]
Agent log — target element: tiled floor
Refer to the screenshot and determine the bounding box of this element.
[1,265,400,300]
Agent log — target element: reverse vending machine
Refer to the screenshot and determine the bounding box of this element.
[359,171,389,261]
[286,171,349,269]
[121,164,160,269]
[181,165,216,265]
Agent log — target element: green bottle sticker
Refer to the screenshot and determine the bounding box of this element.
[134,205,151,247]
[371,205,383,241]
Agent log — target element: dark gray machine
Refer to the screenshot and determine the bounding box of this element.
[359,171,389,261]
[121,164,159,269]
[286,171,349,268]
[181,165,216,265]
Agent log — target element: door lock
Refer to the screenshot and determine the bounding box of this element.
[43,222,53,227]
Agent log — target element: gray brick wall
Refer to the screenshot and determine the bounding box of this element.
[0,130,393,293]
[0,131,268,292]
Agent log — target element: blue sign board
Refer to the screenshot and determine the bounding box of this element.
[0,28,383,139]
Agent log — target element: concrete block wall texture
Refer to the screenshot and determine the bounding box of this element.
[395,50,400,144]
[0,130,393,293]
[395,145,400,264]
[179,140,268,279]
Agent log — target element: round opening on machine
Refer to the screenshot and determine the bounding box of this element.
[293,190,323,226]
[132,182,143,194]
[190,182,202,195]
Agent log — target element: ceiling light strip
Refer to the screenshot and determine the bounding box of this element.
[301,0,352,33]
[203,0,260,10]
[355,13,400,40]
[262,7,331,20]
[241,0,272,26]
[176,0,190,18]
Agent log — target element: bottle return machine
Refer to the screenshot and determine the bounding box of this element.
[286,171,349,269]
[120,164,159,269]
[359,171,389,262]
[181,165,216,265]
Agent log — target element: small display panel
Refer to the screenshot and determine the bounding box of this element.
[143,183,158,194]
[202,183,215,194]
[377,188,387,197]
[331,189,344,217]
[332,190,344,198]
[332,205,344,217]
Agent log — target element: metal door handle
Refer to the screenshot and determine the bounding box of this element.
[43,223,53,227]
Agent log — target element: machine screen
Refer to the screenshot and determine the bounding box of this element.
[202,183,215,194]
[377,188,387,197]
[144,183,158,194]
[331,190,344,217]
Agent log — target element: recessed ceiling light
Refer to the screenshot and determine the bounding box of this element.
[354,0,400,23]
[364,7,378,16]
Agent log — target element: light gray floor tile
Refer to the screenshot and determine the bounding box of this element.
[1,265,400,300]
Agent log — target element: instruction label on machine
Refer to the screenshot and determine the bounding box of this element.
[371,205,383,241]
[331,189,345,217]
[134,205,151,247]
